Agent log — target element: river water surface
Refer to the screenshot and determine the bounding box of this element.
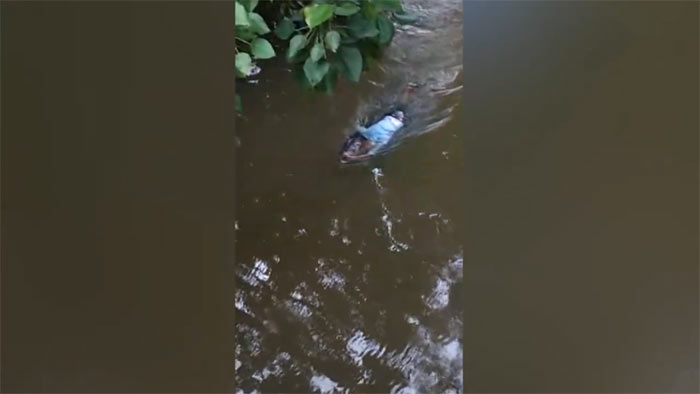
[235,1,464,392]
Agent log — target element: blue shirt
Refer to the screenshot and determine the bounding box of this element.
[357,115,404,147]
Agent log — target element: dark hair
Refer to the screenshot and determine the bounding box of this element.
[391,109,405,121]
[383,104,405,118]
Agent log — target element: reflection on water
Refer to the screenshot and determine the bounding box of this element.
[236,0,463,392]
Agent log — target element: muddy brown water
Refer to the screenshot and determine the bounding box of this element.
[236,1,699,393]
[235,1,464,393]
[2,0,696,393]
[462,2,699,392]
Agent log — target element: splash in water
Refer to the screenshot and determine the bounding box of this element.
[345,0,463,159]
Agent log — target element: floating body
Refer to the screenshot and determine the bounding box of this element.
[339,111,405,164]
[339,84,418,164]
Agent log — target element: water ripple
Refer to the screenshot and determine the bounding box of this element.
[235,0,463,392]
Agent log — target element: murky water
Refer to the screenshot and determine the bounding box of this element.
[235,1,463,392]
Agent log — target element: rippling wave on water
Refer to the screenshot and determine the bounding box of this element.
[353,0,463,158]
[236,0,463,392]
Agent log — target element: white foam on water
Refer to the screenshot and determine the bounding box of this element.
[235,289,254,316]
[371,167,385,191]
[315,258,347,292]
[346,330,386,367]
[329,218,340,237]
[240,258,271,286]
[381,209,410,253]
[369,167,412,252]
[294,228,308,239]
[309,373,346,394]
[424,277,451,310]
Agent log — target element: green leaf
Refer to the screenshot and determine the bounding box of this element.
[291,10,304,23]
[338,45,362,82]
[303,4,334,28]
[323,63,339,94]
[287,34,308,60]
[340,30,359,44]
[237,26,257,42]
[347,14,379,38]
[248,12,270,35]
[236,94,242,112]
[324,30,341,52]
[275,17,295,40]
[235,52,254,77]
[292,66,313,90]
[392,11,418,25]
[376,15,395,45]
[358,38,381,60]
[251,38,275,59]
[334,2,360,16]
[374,0,403,11]
[288,51,307,65]
[310,42,325,62]
[239,0,258,12]
[365,55,376,70]
[362,1,379,20]
[235,2,250,27]
[303,57,330,86]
